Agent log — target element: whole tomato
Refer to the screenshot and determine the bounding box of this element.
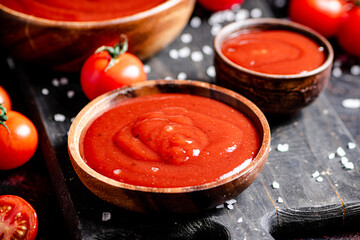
[337,6,360,57]
[0,86,12,110]
[81,35,147,100]
[289,0,347,37]
[197,0,244,11]
[0,195,38,240]
[0,110,38,170]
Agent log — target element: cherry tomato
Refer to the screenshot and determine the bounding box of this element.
[0,111,38,170]
[0,86,12,111]
[0,195,38,240]
[289,0,347,37]
[81,35,147,100]
[197,0,244,11]
[337,6,360,57]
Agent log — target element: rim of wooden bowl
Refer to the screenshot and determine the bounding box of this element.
[0,0,190,28]
[68,80,271,194]
[214,18,334,80]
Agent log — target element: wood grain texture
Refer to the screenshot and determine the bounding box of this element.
[0,0,195,71]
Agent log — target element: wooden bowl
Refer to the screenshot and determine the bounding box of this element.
[67,80,271,213]
[214,18,334,115]
[0,0,195,71]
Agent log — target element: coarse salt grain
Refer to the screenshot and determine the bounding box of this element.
[54,113,66,122]
[276,143,289,152]
[348,142,356,150]
[223,10,235,22]
[102,212,111,221]
[177,72,187,80]
[60,77,69,85]
[316,176,324,182]
[169,49,179,59]
[344,162,354,170]
[226,199,237,205]
[41,88,49,95]
[312,171,320,178]
[227,204,234,210]
[336,147,346,157]
[216,204,224,209]
[202,45,213,55]
[350,65,360,75]
[190,16,201,28]
[165,76,173,80]
[113,169,121,174]
[277,197,284,203]
[342,98,360,109]
[67,90,75,99]
[237,217,243,223]
[341,156,349,165]
[272,181,280,189]
[191,51,204,62]
[236,9,249,21]
[143,64,151,74]
[332,67,342,78]
[151,167,159,172]
[250,8,262,18]
[211,24,222,36]
[328,152,336,159]
[274,0,287,8]
[206,66,216,78]
[180,33,193,44]
[52,78,60,87]
[178,47,191,58]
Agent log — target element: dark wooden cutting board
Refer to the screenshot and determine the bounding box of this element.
[7,0,360,239]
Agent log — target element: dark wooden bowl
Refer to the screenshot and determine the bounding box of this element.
[214,18,334,116]
[67,80,271,213]
[0,0,195,71]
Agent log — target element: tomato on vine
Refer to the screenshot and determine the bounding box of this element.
[0,195,38,240]
[0,108,38,170]
[81,35,147,100]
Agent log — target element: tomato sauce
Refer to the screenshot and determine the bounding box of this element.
[1,0,166,21]
[82,94,260,188]
[221,30,325,75]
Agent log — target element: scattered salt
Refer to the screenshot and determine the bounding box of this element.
[328,152,336,160]
[237,217,243,223]
[54,113,66,122]
[235,9,249,21]
[178,47,191,58]
[206,66,216,78]
[180,33,193,44]
[211,24,222,36]
[344,162,354,170]
[272,181,280,189]
[216,204,224,209]
[226,204,234,210]
[274,0,287,8]
[277,197,284,203]
[67,90,75,99]
[102,212,111,221]
[350,65,360,75]
[202,45,213,56]
[250,8,262,18]
[342,98,360,109]
[276,143,289,152]
[340,156,349,165]
[336,147,346,157]
[316,176,324,182]
[113,169,121,174]
[190,16,201,28]
[151,167,159,172]
[60,77,69,85]
[143,64,151,74]
[191,51,204,62]
[177,72,187,80]
[52,78,60,87]
[226,199,237,205]
[312,171,320,178]
[332,67,342,78]
[165,76,173,80]
[169,49,179,59]
[41,88,49,95]
[348,142,356,150]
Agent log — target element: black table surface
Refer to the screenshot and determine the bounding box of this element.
[1,0,360,239]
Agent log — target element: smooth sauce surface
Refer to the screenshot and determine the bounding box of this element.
[82,94,260,188]
[1,0,166,21]
[221,30,325,75]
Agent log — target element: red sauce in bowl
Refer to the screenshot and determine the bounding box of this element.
[81,93,260,188]
[221,30,325,75]
[1,0,167,21]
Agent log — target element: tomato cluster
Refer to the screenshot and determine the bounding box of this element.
[0,87,38,170]
[289,0,360,57]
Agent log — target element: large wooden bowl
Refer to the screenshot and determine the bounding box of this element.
[68,80,271,213]
[0,0,195,71]
[214,18,334,116]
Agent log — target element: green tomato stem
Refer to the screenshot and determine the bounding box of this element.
[0,104,9,132]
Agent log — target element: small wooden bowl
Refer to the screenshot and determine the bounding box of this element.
[214,18,334,115]
[68,80,271,213]
[0,0,195,71]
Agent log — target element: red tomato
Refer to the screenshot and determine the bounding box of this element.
[81,36,147,100]
[0,111,38,170]
[0,195,38,240]
[0,86,12,111]
[337,7,360,57]
[289,0,347,37]
[197,0,244,11]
